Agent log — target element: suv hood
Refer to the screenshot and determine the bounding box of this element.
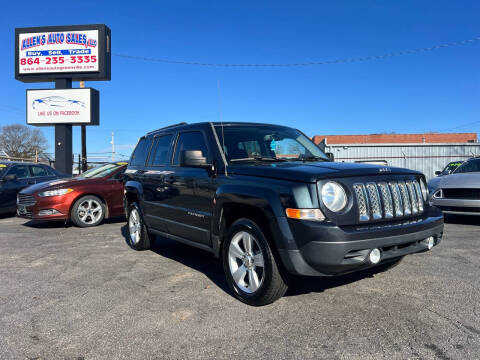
[20,177,102,195]
[228,161,420,183]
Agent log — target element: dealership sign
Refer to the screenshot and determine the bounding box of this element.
[15,25,111,82]
[26,88,99,125]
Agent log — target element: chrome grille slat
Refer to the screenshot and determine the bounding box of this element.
[398,181,412,216]
[17,194,36,207]
[389,182,404,217]
[414,181,424,213]
[353,184,370,222]
[406,181,418,214]
[366,183,382,220]
[378,182,393,218]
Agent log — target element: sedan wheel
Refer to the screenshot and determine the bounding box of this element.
[77,199,103,225]
[71,195,105,228]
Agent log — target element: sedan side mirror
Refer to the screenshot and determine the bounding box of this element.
[180,150,209,168]
[326,152,335,162]
[434,171,441,176]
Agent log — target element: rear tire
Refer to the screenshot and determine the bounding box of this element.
[71,195,105,228]
[126,202,153,250]
[222,218,288,306]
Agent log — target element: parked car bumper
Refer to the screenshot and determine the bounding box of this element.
[431,198,480,216]
[17,193,71,221]
[277,207,444,276]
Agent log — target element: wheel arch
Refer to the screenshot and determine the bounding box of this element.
[212,185,290,258]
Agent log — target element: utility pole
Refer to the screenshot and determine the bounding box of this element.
[111,131,115,162]
[79,81,87,173]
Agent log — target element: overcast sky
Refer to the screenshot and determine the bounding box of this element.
[1,0,479,158]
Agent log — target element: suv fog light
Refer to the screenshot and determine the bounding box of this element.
[368,248,381,264]
[38,209,61,216]
[422,236,435,250]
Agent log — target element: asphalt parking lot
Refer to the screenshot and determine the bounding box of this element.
[0,215,479,360]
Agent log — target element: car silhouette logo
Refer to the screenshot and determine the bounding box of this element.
[379,167,391,172]
[32,96,86,109]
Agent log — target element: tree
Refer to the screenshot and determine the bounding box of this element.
[0,124,48,159]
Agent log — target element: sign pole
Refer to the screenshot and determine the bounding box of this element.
[54,78,73,175]
[80,80,87,173]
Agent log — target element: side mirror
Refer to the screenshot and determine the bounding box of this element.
[3,174,17,182]
[180,150,209,168]
[326,152,335,162]
[435,171,441,176]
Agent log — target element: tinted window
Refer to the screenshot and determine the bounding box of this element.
[455,159,480,173]
[8,165,30,178]
[31,165,48,177]
[173,131,209,165]
[130,138,152,167]
[150,134,173,166]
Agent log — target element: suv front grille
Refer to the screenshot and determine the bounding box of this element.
[353,180,424,222]
[17,194,36,207]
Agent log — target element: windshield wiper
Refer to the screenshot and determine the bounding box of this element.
[230,156,287,162]
[289,155,328,162]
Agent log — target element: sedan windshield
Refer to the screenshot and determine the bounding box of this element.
[215,125,328,162]
[79,163,123,179]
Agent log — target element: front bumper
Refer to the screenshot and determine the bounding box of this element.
[431,198,480,216]
[17,194,70,221]
[277,207,444,276]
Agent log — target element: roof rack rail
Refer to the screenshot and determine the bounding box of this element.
[147,122,188,135]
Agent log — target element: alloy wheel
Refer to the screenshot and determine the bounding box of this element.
[228,231,265,294]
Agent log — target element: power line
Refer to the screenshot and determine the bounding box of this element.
[113,36,480,67]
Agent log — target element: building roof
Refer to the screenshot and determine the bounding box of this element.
[313,133,477,145]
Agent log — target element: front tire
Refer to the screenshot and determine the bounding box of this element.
[71,195,105,227]
[127,202,153,250]
[223,219,288,306]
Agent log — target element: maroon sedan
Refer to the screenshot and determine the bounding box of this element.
[17,162,127,227]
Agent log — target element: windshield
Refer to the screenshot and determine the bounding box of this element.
[453,159,480,174]
[215,125,329,162]
[79,163,124,179]
[440,161,463,175]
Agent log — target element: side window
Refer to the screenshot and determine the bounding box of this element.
[458,160,480,173]
[173,131,209,165]
[44,166,56,176]
[149,134,173,166]
[30,165,48,177]
[7,165,30,178]
[112,168,126,179]
[130,138,152,167]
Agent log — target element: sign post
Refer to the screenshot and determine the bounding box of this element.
[15,24,110,175]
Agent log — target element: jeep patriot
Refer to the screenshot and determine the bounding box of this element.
[123,122,443,306]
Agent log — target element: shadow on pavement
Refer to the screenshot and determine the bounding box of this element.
[444,214,480,225]
[120,225,397,299]
[21,215,126,229]
[120,224,228,293]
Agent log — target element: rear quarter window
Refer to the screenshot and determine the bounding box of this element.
[130,137,152,167]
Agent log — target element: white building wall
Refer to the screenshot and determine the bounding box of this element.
[324,143,480,180]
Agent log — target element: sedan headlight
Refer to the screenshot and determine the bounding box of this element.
[419,179,428,201]
[38,188,73,197]
[321,181,347,212]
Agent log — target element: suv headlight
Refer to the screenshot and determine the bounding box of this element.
[321,181,347,212]
[420,179,428,201]
[38,188,73,197]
